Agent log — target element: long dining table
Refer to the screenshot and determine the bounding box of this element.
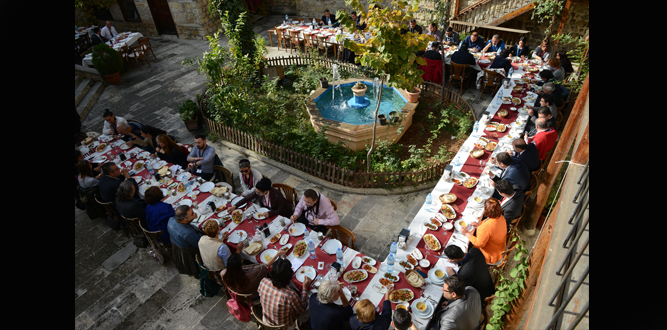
[81,31,144,68]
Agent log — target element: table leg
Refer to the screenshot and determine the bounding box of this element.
[269,32,274,47]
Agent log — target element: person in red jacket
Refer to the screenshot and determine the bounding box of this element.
[524,118,557,161]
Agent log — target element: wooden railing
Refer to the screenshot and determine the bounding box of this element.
[200,54,477,189]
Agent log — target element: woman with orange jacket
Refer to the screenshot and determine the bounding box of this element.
[460,198,507,264]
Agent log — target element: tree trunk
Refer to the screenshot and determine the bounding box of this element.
[366,75,386,172]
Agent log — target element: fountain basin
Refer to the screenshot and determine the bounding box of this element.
[306,78,419,151]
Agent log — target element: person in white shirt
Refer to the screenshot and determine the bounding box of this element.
[102,109,127,136]
[100,21,118,41]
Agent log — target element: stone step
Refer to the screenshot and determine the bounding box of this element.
[75,75,83,88]
[75,77,94,108]
[76,80,105,121]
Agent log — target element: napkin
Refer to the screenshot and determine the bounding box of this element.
[291,256,305,272]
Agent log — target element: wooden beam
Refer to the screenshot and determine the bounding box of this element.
[522,73,589,232]
[454,0,460,19]
[555,0,572,48]
[449,20,530,34]
[488,3,535,27]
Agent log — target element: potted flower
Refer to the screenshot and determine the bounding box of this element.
[178,99,200,131]
[91,43,124,85]
[406,86,421,103]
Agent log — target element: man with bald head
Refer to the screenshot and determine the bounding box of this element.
[511,138,541,172]
[525,118,558,162]
[100,21,118,41]
[116,121,144,143]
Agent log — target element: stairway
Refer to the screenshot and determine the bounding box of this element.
[453,0,535,27]
[75,64,106,121]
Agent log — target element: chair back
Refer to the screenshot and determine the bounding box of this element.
[213,165,235,191]
[120,215,143,236]
[289,30,302,43]
[482,69,500,87]
[138,221,172,259]
[196,254,228,296]
[271,183,298,209]
[326,225,356,250]
[450,62,469,80]
[316,35,330,49]
[139,36,152,50]
[327,197,338,211]
[251,304,289,329]
[225,284,256,307]
[302,31,315,47]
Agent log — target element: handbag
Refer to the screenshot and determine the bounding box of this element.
[226,289,251,322]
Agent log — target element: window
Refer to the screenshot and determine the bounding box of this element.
[117,0,141,22]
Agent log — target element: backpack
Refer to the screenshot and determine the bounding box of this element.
[226,289,251,322]
[198,263,221,297]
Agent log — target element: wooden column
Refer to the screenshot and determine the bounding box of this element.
[521,74,589,233]
[554,0,572,49]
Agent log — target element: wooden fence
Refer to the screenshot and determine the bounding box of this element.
[201,54,476,189]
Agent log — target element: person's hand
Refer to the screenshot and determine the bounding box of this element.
[121,168,131,179]
[221,230,229,241]
[445,266,456,276]
[520,55,526,60]
[126,140,135,147]
[150,153,158,159]
[156,147,166,155]
[489,156,497,165]
[290,214,298,221]
[460,226,469,235]
[262,212,269,218]
[187,162,195,168]
[384,283,395,300]
[302,276,313,289]
[236,241,244,254]
[314,218,320,226]
[228,206,237,213]
[276,248,288,257]
[485,169,495,178]
[470,221,480,228]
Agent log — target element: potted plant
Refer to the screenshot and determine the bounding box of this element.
[319,77,329,88]
[178,99,200,131]
[91,43,124,85]
[377,114,387,125]
[406,86,421,103]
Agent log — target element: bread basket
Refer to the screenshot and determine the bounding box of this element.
[405,269,425,288]
[439,193,457,204]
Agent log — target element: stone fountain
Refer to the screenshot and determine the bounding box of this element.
[348,81,370,108]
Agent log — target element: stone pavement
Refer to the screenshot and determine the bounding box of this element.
[75,15,496,330]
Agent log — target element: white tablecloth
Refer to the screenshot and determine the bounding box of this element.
[82,32,144,67]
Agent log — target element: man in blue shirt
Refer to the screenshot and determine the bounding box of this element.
[167,205,202,249]
[482,34,505,54]
[187,133,216,181]
[462,31,485,52]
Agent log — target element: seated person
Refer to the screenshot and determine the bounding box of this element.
[77,159,101,189]
[152,134,188,169]
[238,158,263,197]
[290,189,340,233]
[442,26,460,46]
[525,107,556,138]
[407,19,422,34]
[221,249,287,298]
[533,39,551,61]
[167,205,203,277]
[258,258,311,329]
[430,276,482,330]
[392,307,418,330]
[462,31,485,52]
[525,118,558,162]
[114,180,147,226]
[443,245,495,307]
[489,48,512,76]
[460,199,507,265]
[130,125,167,153]
[494,179,526,230]
[556,51,574,77]
[547,57,566,82]
[349,285,394,330]
[425,22,443,43]
[533,82,563,108]
[536,69,568,102]
[98,162,138,203]
[145,186,174,244]
[509,36,530,59]
[100,21,118,40]
[482,34,505,54]
[90,27,107,46]
[102,109,127,136]
[116,121,144,143]
[320,9,339,27]
[228,177,293,218]
[424,42,443,61]
[350,11,366,30]
[487,152,531,195]
[187,133,216,181]
[309,280,353,330]
[451,43,478,79]
[198,220,242,271]
[511,138,541,173]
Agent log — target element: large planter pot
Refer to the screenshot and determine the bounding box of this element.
[406,87,421,103]
[103,72,121,85]
[183,116,200,131]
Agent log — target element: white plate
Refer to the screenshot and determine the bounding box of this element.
[382,270,401,282]
[322,239,342,255]
[178,199,192,207]
[260,249,277,264]
[372,284,387,294]
[92,156,107,163]
[423,234,442,251]
[362,256,376,266]
[333,287,352,306]
[136,152,151,160]
[411,298,434,318]
[411,249,423,261]
[288,223,306,237]
[228,230,247,244]
[454,219,471,232]
[120,143,130,150]
[132,176,143,184]
[231,196,247,209]
[292,240,308,258]
[343,269,368,283]
[389,288,414,304]
[442,222,453,230]
[280,233,290,245]
[398,259,414,271]
[279,243,292,253]
[199,182,215,192]
[253,207,270,220]
[478,59,490,64]
[177,172,191,182]
[295,265,316,283]
[428,268,448,285]
[419,259,430,268]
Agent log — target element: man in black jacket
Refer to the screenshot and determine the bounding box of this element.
[511,139,541,173]
[451,43,478,79]
[443,245,495,307]
[90,27,107,46]
[495,179,525,230]
[98,162,139,203]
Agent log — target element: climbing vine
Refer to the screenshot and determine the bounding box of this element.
[531,0,566,36]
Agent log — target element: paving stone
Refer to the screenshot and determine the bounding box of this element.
[102,241,137,271]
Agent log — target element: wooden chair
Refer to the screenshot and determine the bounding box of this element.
[275,26,290,52]
[94,193,131,237]
[316,35,335,57]
[325,225,356,250]
[448,62,471,94]
[327,197,338,211]
[212,165,235,192]
[479,68,501,98]
[226,285,261,307]
[119,44,133,70]
[129,43,151,70]
[481,295,496,329]
[138,221,173,261]
[195,254,230,299]
[250,304,301,330]
[487,241,517,274]
[272,183,298,209]
[302,31,317,53]
[556,109,564,129]
[120,215,143,237]
[138,36,156,60]
[289,29,304,53]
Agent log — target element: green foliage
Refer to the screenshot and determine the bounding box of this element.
[531,0,566,35]
[178,99,199,121]
[91,43,124,75]
[550,33,589,94]
[75,0,114,26]
[209,0,257,59]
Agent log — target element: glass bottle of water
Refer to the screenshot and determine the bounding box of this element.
[308,238,317,259]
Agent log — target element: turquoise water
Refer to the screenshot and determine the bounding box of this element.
[314,81,407,125]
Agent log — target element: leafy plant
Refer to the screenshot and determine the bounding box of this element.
[178,99,199,121]
[209,0,257,59]
[531,0,566,36]
[550,33,589,93]
[91,43,124,75]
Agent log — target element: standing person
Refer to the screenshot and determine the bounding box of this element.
[459,198,507,265]
[429,276,482,330]
[238,158,263,197]
[167,205,203,277]
[442,27,460,46]
[152,134,188,168]
[144,186,174,244]
[102,109,128,136]
[462,31,485,52]
[228,178,293,218]
[308,280,353,330]
[425,23,443,43]
[443,245,496,307]
[349,284,395,330]
[187,133,216,181]
[100,21,118,41]
[509,36,530,59]
[198,220,240,271]
[290,189,340,233]
[257,258,311,329]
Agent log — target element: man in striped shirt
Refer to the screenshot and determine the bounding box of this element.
[258,258,312,329]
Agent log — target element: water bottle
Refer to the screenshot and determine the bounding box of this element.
[146,159,154,175]
[308,238,317,259]
[425,193,433,211]
[312,18,316,28]
[336,248,344,264]
[473,120,479,132]
[496,90,503,106]
[508,67,514,79]
[390,241,398,255]
[285,14,289,23]
[387,253,395,274]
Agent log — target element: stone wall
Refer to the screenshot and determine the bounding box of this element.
[292,0,390,20]
[272,0,297,15]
